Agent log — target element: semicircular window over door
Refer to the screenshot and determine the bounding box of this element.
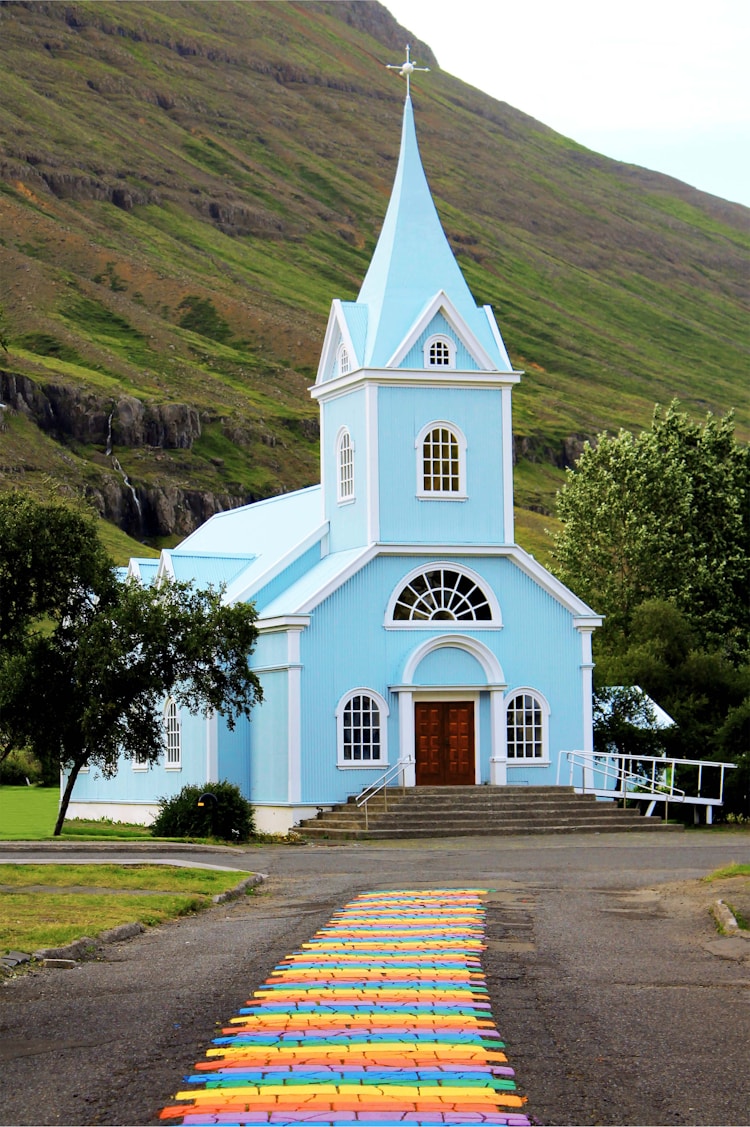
[392,567,493,622]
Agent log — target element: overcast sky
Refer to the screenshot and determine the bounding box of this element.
[384,0,750,208]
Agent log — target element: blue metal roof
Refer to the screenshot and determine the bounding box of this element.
[128,558,159,587]
[167,552,257,590]
[356,96,504,370]
[260,547,370,617]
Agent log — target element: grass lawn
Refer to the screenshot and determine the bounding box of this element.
[0,786,153,840]
[0,863,250,954]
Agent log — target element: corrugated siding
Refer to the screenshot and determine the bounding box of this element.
[247,670,289,803]
[170,553,256,589]
[399,312,479,370]
[412,646,485,685]
[323,387,369,552]
[378,385,505,544]
[216,713,250,793]
[253,543,322,613]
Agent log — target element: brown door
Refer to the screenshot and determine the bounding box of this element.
[415,701,475,786]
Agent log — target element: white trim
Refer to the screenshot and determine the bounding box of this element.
[365,382,379,544]
[504,687,551,766]
[206,711,218,783]
[489,688,507,784]
[337,342,351,377]
[398,689,416,787]
[501,386,514,544]
[256,615,312,633]
[287,629,303,803]
[385,290,498,372]
[310,368,522,403]
[163,697,181,770]
[335,687,390,769]
[401,633,505,686]
[224,524,328,606]
[415,420,467,500]
[316,299,360,384]
[384,561,502,628]
[483,305,515,372]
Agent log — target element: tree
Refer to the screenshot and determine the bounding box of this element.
[553,404,750,653]
[593,685,667,760]
[0,493,263,833]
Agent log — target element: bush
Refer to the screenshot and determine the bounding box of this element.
[150,780,255,841]
[0,748,48,786]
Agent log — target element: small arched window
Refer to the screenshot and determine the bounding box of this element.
[338,343,351,376]
[505,691,549,762]
[416,421,466,498]
[336,689,389,767]
[424,334,455,368]
[390,566,494,623]
[337,427,354,503]
[164,697,181,768]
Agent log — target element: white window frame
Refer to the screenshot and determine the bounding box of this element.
[424,333,456,369]
[336,688,389,769]
[337,343,351,376]
[415,420,467,500]
[385,562,502,629]
[336,426,355,504]
[504,688,550,765]
[163,697,182,770]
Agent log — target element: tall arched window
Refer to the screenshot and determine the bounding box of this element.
[336,427,354,502]
[389,566,495,623]
[336,689,389,767]
[164,697,181,768]
[505,690,549,762]
[416,421,467,498]
[424,334,455,368]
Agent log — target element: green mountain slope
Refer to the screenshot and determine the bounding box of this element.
[0,0,748,560]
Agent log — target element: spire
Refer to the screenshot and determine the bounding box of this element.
[357,94,503,370]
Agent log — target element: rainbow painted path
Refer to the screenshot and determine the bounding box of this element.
[160,887,531,1126]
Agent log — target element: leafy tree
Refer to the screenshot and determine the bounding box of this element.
[593,685,667,760]
[554,404,750,652]
[0,493,263,833]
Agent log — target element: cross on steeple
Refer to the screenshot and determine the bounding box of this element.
[385,44,430,97]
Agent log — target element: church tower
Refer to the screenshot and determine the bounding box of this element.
[312,91,521,555]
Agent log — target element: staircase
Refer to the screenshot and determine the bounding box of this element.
[296,786,681,840]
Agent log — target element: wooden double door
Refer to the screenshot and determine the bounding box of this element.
[415,701,475,786]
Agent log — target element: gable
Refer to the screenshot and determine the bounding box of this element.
[397,311,480,370]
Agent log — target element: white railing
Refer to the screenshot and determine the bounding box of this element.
[557,751,736,822]
[355,761,407,830]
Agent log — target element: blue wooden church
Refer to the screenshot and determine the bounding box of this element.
[69,87,602,833]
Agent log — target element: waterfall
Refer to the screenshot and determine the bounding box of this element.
[105,408,114,457]
[112,456,142,517]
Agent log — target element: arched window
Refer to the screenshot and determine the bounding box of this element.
[337,427,354,502]
[505,691,549,762]
[338,343,351,376]
[389,566,495,623]
[416,421,466,498]
[336,689,389,767]
[424,334,455,368]
[164,697,181,768]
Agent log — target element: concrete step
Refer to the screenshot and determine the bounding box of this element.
[299,820,681,840]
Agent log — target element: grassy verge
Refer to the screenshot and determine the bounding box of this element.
[704,863,750,880]
[0,863,249,954]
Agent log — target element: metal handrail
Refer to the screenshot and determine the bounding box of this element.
[557,751,735,814]
[355,761,407,830]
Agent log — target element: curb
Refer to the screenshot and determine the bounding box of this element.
[713,898,750,937]
[0,839,247,854]
[2,872,266,973]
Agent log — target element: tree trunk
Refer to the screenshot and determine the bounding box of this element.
[54,759,85,836]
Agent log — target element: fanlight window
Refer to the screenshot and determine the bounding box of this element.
[164,697,181,768]
[506,693,544,759]
[392,568,492,622]
[337,428,354,502]
[341,693,382,763]
[424,334,455,368]
[423,426,460,493]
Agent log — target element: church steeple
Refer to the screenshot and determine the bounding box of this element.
[356,94,509,372]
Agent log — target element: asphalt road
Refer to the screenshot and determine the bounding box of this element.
[1,830,749,1126]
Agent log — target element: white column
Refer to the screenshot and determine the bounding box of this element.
[489,688,508,785]
[578,627,596,791]
[365,382,380,544]
[206,711,218,783]
[287,628,303,804]
[398,690,416,787]
[501,386,515,544]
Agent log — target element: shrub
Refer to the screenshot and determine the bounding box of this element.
[150,780,255,841]
[0,748,47,786]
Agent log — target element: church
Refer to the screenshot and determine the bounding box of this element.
[68,79,602,833]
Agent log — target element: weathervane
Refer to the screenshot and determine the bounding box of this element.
[386,44,430,96]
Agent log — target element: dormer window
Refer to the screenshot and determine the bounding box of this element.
[338,343,351,376]
[337,427,354,503]
[424,334,455,368]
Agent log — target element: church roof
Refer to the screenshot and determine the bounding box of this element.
[355,95,506,370]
